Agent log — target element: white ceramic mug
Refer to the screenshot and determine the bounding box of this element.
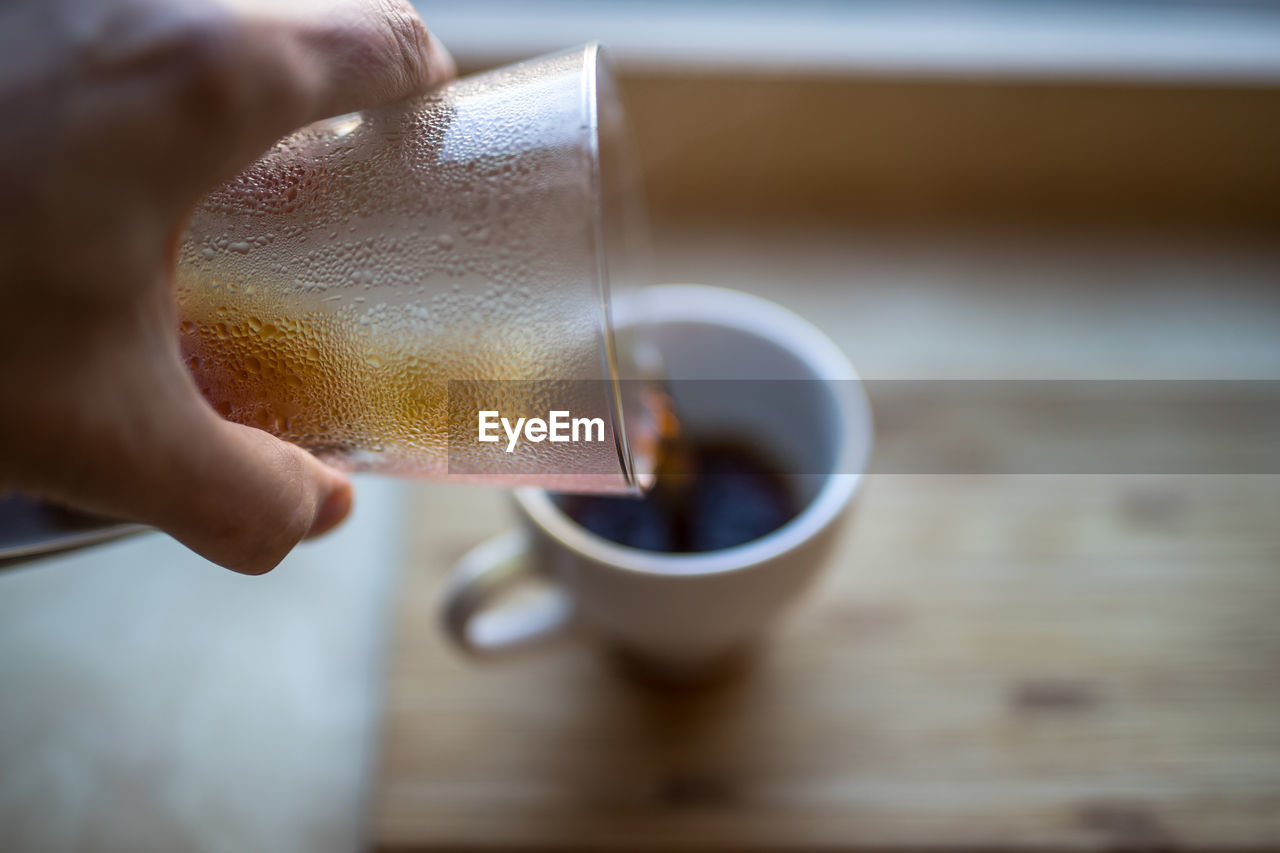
[442,285,873,678]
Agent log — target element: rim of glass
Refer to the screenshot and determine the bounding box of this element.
[580,42,646,495]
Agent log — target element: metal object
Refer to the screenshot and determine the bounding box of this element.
[0,495,146,569]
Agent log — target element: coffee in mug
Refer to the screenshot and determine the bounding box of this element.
[557,439,799,553]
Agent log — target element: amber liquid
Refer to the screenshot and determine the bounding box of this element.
[177,288,451,464]
[176,284,672,492]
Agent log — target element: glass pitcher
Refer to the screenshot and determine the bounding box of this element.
[1,43,660,564]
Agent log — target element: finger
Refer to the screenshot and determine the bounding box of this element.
[228,0,456,133]
[142,405,355,574]
[241,0,458,121]
[50,378,355,574]
[69,0,455,203]
[15,370,353,574]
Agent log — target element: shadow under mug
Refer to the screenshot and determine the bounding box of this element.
[442,285,874,679]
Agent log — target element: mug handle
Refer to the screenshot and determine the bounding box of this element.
[441,530,576,655]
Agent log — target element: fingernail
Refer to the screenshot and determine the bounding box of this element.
[308,480,353,538]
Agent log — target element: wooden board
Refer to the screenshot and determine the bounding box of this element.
[372,226,1280,848]
[373,473,1280,849]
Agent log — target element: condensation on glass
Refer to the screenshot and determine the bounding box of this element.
[176,44,657,494]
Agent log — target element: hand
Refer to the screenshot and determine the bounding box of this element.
[0,0,454,573]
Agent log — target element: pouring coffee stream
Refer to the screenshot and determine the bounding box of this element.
[558,388,803,554]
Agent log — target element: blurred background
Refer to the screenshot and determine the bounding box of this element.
[3,1,1279,851]
[434,0,1280,230]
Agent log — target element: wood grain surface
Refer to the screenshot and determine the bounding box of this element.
[619,75,1280,227]
[373,227,1280,850]
[375,475,1280,849]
